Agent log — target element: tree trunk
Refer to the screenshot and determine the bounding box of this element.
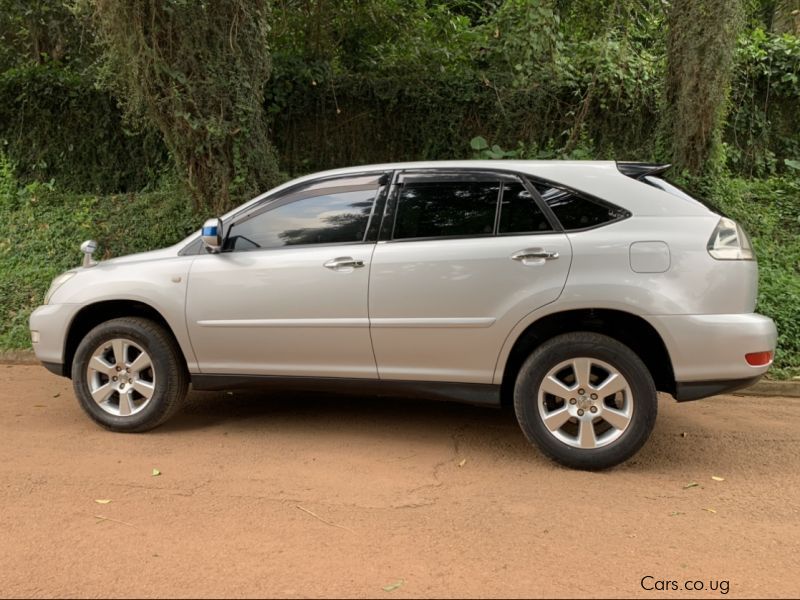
[93,0,281,214]
[772,0,800,34]
[666,0,744,174]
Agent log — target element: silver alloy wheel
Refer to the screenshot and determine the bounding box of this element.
[537,357,634,449]
[86,338,156,417]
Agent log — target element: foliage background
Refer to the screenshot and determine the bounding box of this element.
[0,0,798,378]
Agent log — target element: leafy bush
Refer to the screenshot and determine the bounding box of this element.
[0,160,199,349]
[0,64,167,193]
[708,174,800,379]
[727,29,800,176]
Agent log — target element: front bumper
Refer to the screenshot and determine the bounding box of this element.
[29,303,81,376]
[646,313,777,400]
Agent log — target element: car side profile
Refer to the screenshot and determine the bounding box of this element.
[29,160,777,469]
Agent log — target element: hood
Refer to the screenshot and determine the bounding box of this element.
[90,244,182,268]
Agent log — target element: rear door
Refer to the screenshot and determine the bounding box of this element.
[368,170,572,384]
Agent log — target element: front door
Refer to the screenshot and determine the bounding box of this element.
[186,174,387,378]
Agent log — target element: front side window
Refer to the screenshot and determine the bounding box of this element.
[225,186,378,251]
[393,181,500,240]
[532,182,627,231]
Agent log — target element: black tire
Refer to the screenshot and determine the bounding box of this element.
[513,332,657,470]
[72,317,189,432]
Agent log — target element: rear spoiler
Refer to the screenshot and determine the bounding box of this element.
[616,162,671,180]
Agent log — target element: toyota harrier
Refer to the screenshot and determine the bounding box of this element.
[29,161,777,469]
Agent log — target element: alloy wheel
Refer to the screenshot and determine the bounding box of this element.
[536,357,634,449]
[86,338,156,417]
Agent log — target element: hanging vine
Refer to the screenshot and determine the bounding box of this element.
[93,0,281,213]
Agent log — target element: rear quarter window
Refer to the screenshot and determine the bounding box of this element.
[532,182,628,231]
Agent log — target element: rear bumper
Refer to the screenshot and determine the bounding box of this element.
[645,313,777,400]
[675,375,763,401]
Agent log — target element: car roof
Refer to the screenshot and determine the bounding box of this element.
[221,160,712,222]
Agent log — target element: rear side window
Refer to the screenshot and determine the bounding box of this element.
[393,181,500,240]
[499,182,552,234]
[533,182,627,231]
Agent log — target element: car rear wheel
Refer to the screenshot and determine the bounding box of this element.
[513,332,657,470]
[72,317,188,432]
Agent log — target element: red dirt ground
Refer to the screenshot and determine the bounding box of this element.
[1,365,798,598]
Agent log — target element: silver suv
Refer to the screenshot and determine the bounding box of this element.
[29,161,777,469]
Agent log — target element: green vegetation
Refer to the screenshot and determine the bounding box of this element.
[710,173,800,379]
[0,64,167,192]
[666,0,743,174]
[0,159,198,349]
[0,0,797,377]
[93,0,281,213]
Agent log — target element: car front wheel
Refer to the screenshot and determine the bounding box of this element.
[513,332,657,470]
[72,317,188,432]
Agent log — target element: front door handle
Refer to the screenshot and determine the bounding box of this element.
[323,256,365,271]
[511,248,560,265]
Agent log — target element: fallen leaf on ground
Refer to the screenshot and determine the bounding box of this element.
[703,507,717,514]
[52,393,60,398]
[458,458,466,467]
[152,468,161,477]
[94,499,112,504]
[683,482,699,489]
[711,476,725,481]
[669,511,684,516]
[382,580,405,592]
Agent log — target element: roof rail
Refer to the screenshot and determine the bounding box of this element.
[616,162,671,179]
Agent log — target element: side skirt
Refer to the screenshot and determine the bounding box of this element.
[191,374,501,407]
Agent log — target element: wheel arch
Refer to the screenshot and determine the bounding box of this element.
[62,300,189,378]
[498,308,676,407]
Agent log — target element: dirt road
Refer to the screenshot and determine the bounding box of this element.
[1,365,798,598]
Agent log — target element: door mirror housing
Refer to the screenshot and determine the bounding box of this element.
[201,218,223,253]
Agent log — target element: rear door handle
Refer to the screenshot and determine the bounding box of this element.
[323,256,365,270]
[511,248,560,265]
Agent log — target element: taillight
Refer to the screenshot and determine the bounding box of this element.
[707,217,755,260]
[745,351,772,366]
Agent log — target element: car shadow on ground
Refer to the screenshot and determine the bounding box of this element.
[154,388,738,472]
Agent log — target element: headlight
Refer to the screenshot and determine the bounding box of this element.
[707,217,755,261]
[44,272,76,304]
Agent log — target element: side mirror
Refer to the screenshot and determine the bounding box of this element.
[201,218,223,253]
[80,239,98,267]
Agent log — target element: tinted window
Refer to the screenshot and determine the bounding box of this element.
[533,182,626,230]
[226,188,377,251]
[393,181,499,240]
[499,182,552,234]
